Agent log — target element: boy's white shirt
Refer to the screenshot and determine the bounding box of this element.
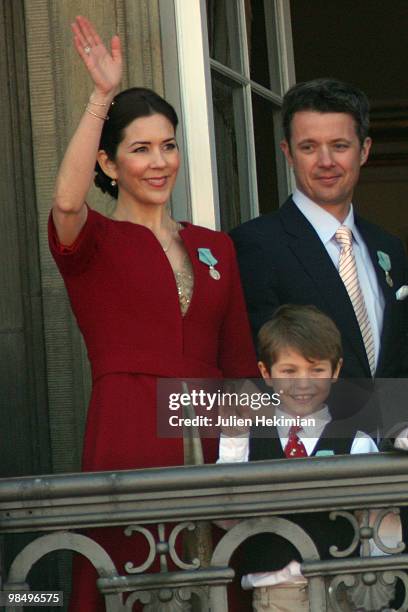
[217,405,385,590]
[394,426,408,450]
[218,405,378,462]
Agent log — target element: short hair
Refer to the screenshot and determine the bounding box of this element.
[95,87,179,199]
[282,78,370,146]
[257,304,342,371]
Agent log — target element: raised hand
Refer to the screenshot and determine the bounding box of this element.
[71,15,122,95]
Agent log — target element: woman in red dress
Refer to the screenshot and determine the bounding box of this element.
[50,16,257,611]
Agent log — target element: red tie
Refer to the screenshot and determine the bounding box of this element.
[284,425,308,458]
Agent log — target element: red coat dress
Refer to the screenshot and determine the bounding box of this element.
[49,207,258,610]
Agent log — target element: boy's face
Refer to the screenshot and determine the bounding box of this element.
[258,347,342,418]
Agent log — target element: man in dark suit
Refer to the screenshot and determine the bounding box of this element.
[231,78,408,384]
[232,81,408,604]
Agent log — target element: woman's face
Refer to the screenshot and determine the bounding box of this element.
[106,113,180,207]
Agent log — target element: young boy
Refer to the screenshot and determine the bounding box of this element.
[218,304,379,612]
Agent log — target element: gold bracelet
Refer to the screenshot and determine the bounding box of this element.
[85,105,109,121]
[88,97,108,107]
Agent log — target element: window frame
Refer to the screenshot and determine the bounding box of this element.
[159,0,295,229]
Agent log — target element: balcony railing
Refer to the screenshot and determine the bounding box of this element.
[1,453,408,611]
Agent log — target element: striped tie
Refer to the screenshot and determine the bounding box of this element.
[335,226,376,376]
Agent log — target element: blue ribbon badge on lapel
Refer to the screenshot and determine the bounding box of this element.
[377,250,393,287]
[198,248,220,280]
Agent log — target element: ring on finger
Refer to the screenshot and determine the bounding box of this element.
[84,45,91,54]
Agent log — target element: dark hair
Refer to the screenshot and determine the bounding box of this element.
[282,78,370,147]
[257,304,342,371]
[94,87,179,198]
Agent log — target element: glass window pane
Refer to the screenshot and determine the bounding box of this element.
[211,71,251,230]
[252,92,280,214]
[246,0,282,93]
[206,0,242,72]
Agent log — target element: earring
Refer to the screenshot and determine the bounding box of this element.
[110,179,117,187]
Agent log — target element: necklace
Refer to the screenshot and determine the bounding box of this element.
[161,222,181,253]
[162,234,173,253]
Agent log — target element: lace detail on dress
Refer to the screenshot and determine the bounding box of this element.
[174,256,194,316]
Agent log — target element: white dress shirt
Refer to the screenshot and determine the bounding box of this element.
[292,189,385,371]
[218,405,378,463]
[394,426,408,450]
[218,405,379,589]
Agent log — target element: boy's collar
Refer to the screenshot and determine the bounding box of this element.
[276,404,331,436]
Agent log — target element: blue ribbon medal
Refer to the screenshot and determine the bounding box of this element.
[197,248,220,280]
[377,250,393,287]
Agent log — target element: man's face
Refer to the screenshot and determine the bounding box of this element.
[281,111,371,217]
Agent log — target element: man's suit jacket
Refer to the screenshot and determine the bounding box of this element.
[230,197,408,379]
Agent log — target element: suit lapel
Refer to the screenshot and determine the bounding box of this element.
[280,199,370,375]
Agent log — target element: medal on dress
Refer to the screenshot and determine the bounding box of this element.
[209,267,220,280]
[197,248,221,280]
[377,250,393,287]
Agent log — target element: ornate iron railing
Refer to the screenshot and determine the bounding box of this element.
[1,453,408,611]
